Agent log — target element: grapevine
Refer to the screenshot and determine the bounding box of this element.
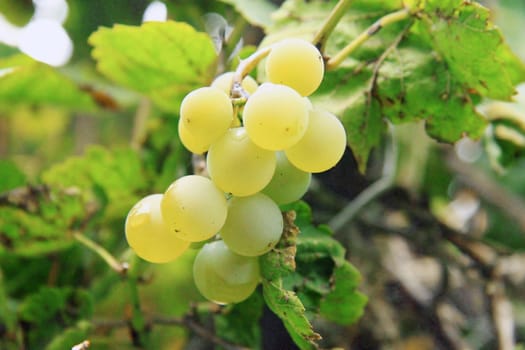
[124,37,347,304]
[1,0,524,349]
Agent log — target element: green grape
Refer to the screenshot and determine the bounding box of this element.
[220,193,283,257]
[207,127,276,196]
[178,118,209,154]
[285,109,347,173]
[262,151,311,205]
[193,240,260,304]
[125,194,190,263]
[161,175,227,242]
[242,83,309,151]
[180,86,233,146]
[265,38,324,97]
[211,71,258,96]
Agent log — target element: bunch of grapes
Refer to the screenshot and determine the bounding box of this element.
[125,38,347,304]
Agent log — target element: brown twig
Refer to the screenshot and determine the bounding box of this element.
[445,152,525,234]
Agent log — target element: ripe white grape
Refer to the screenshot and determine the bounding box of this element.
[207,127,276,196]
[262,152,311,205]
[211,71,258,96]
[285,109,347,173]
[265,38,324,96]
[193,240,260,304]
[242,83,309,151]
[180,87,233,146]
[125,194,190,263]
[161,175,227,242]
[178,118,209,154]
[220,193,284,256]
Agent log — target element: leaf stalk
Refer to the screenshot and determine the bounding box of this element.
[326,8,411,70]
[312,0,354,52]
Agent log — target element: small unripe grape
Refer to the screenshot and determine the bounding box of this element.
[265,38,324,96]
[285,109,347,173]
[125,194,190,263]
[180,87,233,146]
[211,72,258,96]
[207,127,276,196]
[161,175,227,242]
[262,152,311,205]
[193,240,260,304]
[243,83,309,151]
[220,193,284,257]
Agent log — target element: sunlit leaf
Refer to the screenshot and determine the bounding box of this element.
[89,21,218,113]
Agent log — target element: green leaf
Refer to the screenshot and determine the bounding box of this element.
[41,145,147,218]
[262,279,321,350]
[0,160,26,193]
[45,321,91,350]
[218,0,278,28]
[0,54,96,110]
[89,21,218,113]
[1,146,146,257]
[417,0,525,100]
[18,287,93,349]
[375,38,488,142]
[0,269,16,337]
[319,263,368,324]
[215,291,263,349]
[0,190,80,257]
[261,203,367,349]
[313,68,385,173]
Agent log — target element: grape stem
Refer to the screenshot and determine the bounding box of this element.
[326,7,412,70]
[73,231,129,275]
[312,0,354,52]
[231,46,271,99]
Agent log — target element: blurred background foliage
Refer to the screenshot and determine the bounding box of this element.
[0,0,525,349]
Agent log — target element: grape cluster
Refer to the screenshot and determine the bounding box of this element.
[125,38,347,304]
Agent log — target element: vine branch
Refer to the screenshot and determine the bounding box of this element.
[93,313,248,350]
[312,0,354,52]
[329,124,398,235]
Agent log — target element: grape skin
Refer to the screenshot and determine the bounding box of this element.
[285,109,347,173]
[220,193,284,257]
[262,151,311,205]
[125,194,190,263]
[243,83,309,151]
[265,38,324,97]
[178,118,209,154]
[180,86,233,146]
[207,127,276,196]
[193,240,260,304]
[161,175,227,242]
